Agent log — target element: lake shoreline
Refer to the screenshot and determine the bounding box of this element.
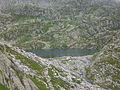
[26,48,99,58]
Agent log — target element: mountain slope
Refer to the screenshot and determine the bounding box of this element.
[0,42,67,90]
[85,39,120,89]
[0,46,37,90]
[0,0,120,90]
[0,0,120,50]
[0,42,105,90]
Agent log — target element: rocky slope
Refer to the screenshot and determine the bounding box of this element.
[0,0,120,50]
[0,0,120,90]
[0,42,105,90]
[85,39,120,90]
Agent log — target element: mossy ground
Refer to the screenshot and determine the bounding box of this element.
[0,83,9,90]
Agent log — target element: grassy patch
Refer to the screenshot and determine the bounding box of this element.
[0,44,5,52]
[12,13,38,21]
[72,78,81,84]
[5,45,44,75]
[42,22,53,31]
[30,76,49,90]
[48,68,70,90]
[0,83,9,90]
[11,66,24,86]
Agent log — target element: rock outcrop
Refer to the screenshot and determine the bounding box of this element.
[0,0,119,50]
[85,40,120,89]
[0,42,105,90]
[0,0,120,90]
[0,43,38,90]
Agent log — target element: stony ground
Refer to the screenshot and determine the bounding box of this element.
[0,42,105,90]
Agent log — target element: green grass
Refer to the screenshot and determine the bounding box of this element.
[14,88,19,90]
[4,45,51,89]
[30,76,49,90]
[85,67,95,83]
[42,22,54,31]
[86,49,120,89]
[0,44,5,52]
[5,45,44,75]
[17,35,31,44]
[1,45,53,90]
[51,65,67,77]
[0,83,9,90]
[48,68,70,90]
[11,66,24,86]
[51,65,63,73]
[72,78,81,84]
[12,13,38,21]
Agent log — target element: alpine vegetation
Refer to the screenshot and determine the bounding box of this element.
[0,0,120,90]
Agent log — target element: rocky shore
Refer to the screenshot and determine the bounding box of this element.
[0,42,105,90]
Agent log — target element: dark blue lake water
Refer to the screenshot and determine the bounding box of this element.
[27,48,98,58]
